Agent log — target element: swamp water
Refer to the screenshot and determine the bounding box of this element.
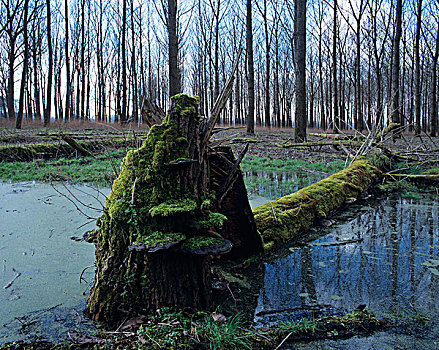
[253,192,439,349]
[0,182,107,343]
[0,177,438,348]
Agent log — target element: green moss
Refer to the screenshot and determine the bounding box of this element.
[189,211,228,229]
[374,122,400,141]
[253,157,382,251]
[149,199,197,217]
[424,168,439,175]
[180,236,225,250]
[139,231,186,246]
[241,156,345,173]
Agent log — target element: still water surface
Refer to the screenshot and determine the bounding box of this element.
[255,193,439,349]
[0,182,105,343]
[1,180,438,348]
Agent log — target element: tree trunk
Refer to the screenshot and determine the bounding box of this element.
[168,0,181,97]
[430,25,439,137]
[246,0,255,134]
[131,0,138,123]
[391,0,403,128]
[414,0,422,134]
[294,0,307,141]
[16,0,29,129]
[7,37,15,120]
[80,0,86,120]
[121,0,127,122]
[65,0,70,122]
[332,0,339,132]
[44,0,53,126]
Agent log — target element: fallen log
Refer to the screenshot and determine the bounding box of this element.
[62,135,92,157]
[384,173,439,184]
[0,138,135,162]
[252,158,383,252]
[277,140,360,149]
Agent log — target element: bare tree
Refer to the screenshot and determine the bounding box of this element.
[168,0,181,97]
[44,0,52,126]
[121,0,127,122]
[294,0,306,141]
[16,0,29,128]
[391,0,403,127]
[246,0,255,134]
[414,0,422,134]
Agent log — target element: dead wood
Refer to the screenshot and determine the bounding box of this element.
[139,95,166,127]
[62,134,92,156]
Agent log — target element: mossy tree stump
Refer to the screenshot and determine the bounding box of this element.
[87,95,262,325]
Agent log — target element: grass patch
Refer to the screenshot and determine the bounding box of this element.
[241,156,345,174]
[0,150,125,185]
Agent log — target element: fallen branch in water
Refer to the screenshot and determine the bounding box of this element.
[3,271,21,289]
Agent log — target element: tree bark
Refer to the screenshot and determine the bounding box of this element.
[391,0,403,128]
[430,25,439,137]
[294,0,307,141]
[16,0,29,129]
[121,0,127,122]
[44,0,53,126]
[414,0,422,134]
[332,0,339,132]
[246,0,255,134]
[65,0,70,122]
[168,0,181,97]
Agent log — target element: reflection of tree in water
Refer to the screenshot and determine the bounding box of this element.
[255,195,439,323]
[243,170,325,199]
[300,246,317,304]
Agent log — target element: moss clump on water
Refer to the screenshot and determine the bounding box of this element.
[253,157,383,251]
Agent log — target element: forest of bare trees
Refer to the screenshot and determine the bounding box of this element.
[1,0,438,137]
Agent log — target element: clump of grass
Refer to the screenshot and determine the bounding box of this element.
[401,192,423,200]
[134,308,252,350]
[196,312,252,350]
[277,315,320,334]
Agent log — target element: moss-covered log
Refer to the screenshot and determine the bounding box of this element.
[253,158,383,251]
[87,94,262,325]
[0,138,134,161]
[384,173,439,184]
